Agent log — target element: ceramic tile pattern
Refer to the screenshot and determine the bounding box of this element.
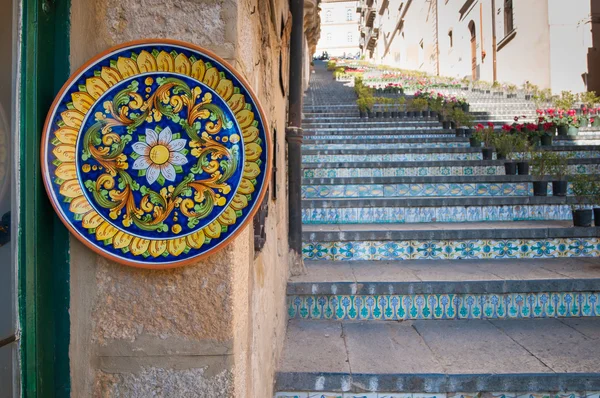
[302,204,572,224]
[287,292,600,320]
[303,164,598,178]
[302,238,600,261]
[275,393,600,398]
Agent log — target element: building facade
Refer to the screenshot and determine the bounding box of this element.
[1,0,319,397]
[358,0,600,93]
[316,0,361,58]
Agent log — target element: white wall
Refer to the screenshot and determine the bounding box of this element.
[316,1,360,57]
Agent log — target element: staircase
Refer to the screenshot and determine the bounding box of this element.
[274,61,600,397]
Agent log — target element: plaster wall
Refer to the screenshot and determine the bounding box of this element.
[547,0,593,93]
[68,0,291,396]
[316,1,360,57]
[494,0,551,89]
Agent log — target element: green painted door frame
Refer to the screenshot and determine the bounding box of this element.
[19,0,71,396]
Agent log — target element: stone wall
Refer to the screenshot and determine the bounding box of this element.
[68,0,292,396]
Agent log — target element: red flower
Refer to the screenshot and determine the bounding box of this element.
[514,124,523,132]
[567,109,576,117]
[591,118,595,124]
[487,122,495,129]
[475,123,485,131]
[502,124,512,132]
[546,108,555,115]
[543,122,554,131]
[526,123,537,131]
[514,116,519,122]
[536,109,544,115]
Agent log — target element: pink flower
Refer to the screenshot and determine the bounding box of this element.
[536,109,544,115]
[567,109,576,117]
[546,108,555,115]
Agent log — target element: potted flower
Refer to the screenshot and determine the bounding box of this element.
[566,110,580,136]
[366,95,375,119]
[571,174,594,227]
[458,97,470,113]
[530,151,550,196]
[428,93,444,119]
[592,178,600,226]
[541,122,555,146]
[524,122,541,147]
[546,151,570,196]
[375,97,383,118]
[382,98,392,118]
[473,123,495,158]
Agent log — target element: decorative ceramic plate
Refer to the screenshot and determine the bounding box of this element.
[42,40,271,268]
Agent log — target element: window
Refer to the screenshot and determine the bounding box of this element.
[346,9,353,21]
[325,10,332,22]
[448,30,453,48]
[327,33,332,42]
[347,32,353,42]
[504,0,514,36]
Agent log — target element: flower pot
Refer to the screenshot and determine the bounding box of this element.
[496,153,506,160]
[593,118,600,127]
[594,208,600,226]
[438,114,444,122]
[465,128,473,137]
[422,110,430,118]
[481,147,494,160]
[383,112,390,118]
[580,117,589,128]
[450,121,456,129]
[391,111,398,118]
[532,181,548,196]
[442,121,451,129]
[430,111,438,118]
[504,162,517,175]
[552,180,568,196]
[368,111,374,119]
[359,111,367,118]
[557,125,568,136]
[398,111,406,118]
[540,134,553,146]
[461,103,470,113]
[469,137,481,148]
[406,111,413,118]
[376,111,382,118]
[573,209,593,227]
[517,161,529,175]
[567,126,579,136]
[455,128,465,137]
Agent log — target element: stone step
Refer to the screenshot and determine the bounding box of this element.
[304,131,457,139]
[302,159,598,178]
[303,142,470,150]
[287,258,600,320]
[302,221,600,261]
[275,318,600,395]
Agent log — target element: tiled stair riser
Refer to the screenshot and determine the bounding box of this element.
[276,393,600,398]
[302,151,600,163]
[303,164,597,178]
[306,134,456,139]
[287,291,600,320]
[303,143,469,149]
[302,238,600,261]
[301,183,564,198]
[302,204,572,224]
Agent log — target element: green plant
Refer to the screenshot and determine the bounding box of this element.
[546,151,571,181]
[571,174,595,210]
[580,91,599,109]
[506,84,518,94]
[553,90,578,111]
[473,124,495,147]
[412,97,428,112]
[533,88,552,109]
[357,97,368,113]
[494,133,521,159]
[327,60,337,71]
[530,151,550,177]
[450,108,473,128]
[396,96,406,111]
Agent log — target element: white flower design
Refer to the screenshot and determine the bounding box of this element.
[131,127,188,185]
